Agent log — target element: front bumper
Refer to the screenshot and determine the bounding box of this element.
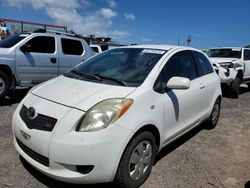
[213,64,237,84]
[12,93,133,184]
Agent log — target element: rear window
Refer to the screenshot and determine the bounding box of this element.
[61,38,84,55]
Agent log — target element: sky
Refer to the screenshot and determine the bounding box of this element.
[0,0,250,49]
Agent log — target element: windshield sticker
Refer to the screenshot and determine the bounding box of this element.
[142,49,165,54]
[232,48,241,51]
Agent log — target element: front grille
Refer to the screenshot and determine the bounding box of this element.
[16,137,49,167]
[20,105,57,132]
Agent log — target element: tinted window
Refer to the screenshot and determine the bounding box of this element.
[61,38,84,55]
[91,46,99,53]
[0,34,27,48]
[208,48,241,58]
[66,48,166,86]
[193,51,214,76]
[163,50,198,83]
[244,49,250,60]
[25,36,55,53]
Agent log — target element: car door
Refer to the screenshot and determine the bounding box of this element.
[243,49,250,79]
[192,51,217,113]
[58,37,86,75]
[16,35,58,85]
[157,50,205,141]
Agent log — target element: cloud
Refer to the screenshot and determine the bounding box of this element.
[3,0,130,40]
[124,12,135,21]
[141,38,151,42]
[98,8,117,19]
[107,0,116,8]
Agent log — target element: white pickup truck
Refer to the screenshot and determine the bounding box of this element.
[209,47,250,98]
[0,29,95,99]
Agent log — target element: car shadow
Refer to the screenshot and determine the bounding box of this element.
[0,88,29,106]
[19,156,119,188]
[155,123,204,163]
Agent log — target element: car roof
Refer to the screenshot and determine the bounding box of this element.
[210,47,242,50]
[122,44,198,51]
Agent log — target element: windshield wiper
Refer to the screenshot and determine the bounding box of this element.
[70,70,102,81]
[94,74,127,86]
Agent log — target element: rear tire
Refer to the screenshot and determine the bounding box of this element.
[230,77,241,99]
[115,131,157,188]
[205,99,221,129]
[0,71,10,99]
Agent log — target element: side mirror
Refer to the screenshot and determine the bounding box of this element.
[20,44,31,53]
[167,77,191,90]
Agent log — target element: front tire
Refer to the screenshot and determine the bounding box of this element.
[230,77,241,98]
[0,71,10,99]
[115,131,157,188]
[205,99,221,129]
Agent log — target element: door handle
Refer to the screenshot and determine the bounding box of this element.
[50,58,57,64]
[200,84,205,89]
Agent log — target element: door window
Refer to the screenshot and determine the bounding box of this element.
[244,49,250,60]
[193,51,214,76]
[25,36,55,53]
[61,38,84,55]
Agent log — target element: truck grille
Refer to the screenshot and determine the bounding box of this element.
[16,137,49,167]
[20,105,57,132]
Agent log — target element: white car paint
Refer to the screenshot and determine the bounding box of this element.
[12,45,221,185]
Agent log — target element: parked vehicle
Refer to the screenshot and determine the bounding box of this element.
[90,44,118,53]
[0,29,95,99]
[13,45,221,188]
[208,47,250,98]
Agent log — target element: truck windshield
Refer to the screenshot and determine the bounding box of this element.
[65,48,166,87]
[208,49,242,59]
[0,34,28,48]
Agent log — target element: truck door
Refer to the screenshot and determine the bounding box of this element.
[16,35,58,86]
[58,38,87,75]
[243,49,250,79]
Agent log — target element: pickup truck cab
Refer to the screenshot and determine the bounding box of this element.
[0,30,95,99]
[209,47,250,98]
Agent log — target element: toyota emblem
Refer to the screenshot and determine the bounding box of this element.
[27,107,37,119]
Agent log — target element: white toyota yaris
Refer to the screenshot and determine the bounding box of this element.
[12,45,221,188]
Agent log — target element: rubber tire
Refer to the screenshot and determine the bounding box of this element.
[205,99,221,129]
[247,83,250,91]
[0,71,10,99]
[230,77,240,99]
[115,131,157,188]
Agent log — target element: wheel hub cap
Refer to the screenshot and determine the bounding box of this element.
[129,140,152,181]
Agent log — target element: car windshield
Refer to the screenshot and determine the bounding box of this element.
[65,48,166,87]
[208,48,242,58]
[0,33,28,48]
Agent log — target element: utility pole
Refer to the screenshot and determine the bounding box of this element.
[187,35,192,46]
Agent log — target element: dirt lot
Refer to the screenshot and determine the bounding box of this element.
[0,87,250,188]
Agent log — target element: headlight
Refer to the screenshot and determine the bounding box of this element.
[76,98,133,132]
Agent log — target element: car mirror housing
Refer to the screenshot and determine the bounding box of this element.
[167,76,191,90]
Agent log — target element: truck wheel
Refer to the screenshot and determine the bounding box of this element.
[0,71,10,99]
[230,77,241,99]
[247,83,250,90]
[115,131,157,188]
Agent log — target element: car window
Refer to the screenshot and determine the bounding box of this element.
[244,49,250,60]
[208,48,242,59]
[0,33,28,48]
[61,38,84,55]
[163,50,198,83]
[193,51,214,76]
[91,46,99,53]
[25,36,55,53]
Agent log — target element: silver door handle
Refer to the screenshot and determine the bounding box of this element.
[200,84,205,89]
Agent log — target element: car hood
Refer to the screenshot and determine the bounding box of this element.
[210,57,239,64]
[31,76,137,111]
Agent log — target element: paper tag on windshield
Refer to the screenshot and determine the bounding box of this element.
[142,49,165,54]
[232,48,241,51]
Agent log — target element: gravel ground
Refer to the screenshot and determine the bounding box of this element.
[0,87,250,188]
